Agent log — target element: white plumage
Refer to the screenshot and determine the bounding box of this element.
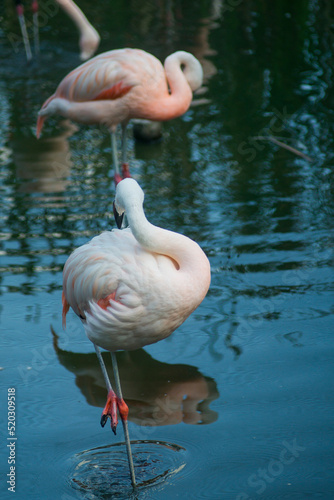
[62,178,210,351]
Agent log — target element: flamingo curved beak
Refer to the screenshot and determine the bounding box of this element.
[113,202,124,229]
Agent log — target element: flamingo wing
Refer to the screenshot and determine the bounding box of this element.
[56,58,134,102]
[61,49,167,103]
[54,49,165,104]
[62,229,148,323]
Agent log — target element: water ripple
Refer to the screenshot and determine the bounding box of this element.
[67,440,187,499]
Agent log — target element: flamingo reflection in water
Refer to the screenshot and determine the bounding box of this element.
[12,120,77,194]
[51,333,219,428]
[61,178,211,485]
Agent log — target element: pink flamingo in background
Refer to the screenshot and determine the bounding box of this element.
[62,178,211,485]
[14,0,100,62]
[36,48,203,182]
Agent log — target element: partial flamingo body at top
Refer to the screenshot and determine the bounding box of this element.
[14,0,100,63]
[55,0,100,61]
[36,48,203,180]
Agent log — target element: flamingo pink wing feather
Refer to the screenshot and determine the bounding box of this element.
[54,53,138,102]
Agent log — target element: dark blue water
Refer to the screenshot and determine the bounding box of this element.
[1,1,334,499]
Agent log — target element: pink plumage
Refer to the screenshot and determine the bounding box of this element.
[36,48,203,180]
[37,48,203,134]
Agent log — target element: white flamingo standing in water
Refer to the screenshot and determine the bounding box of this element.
[62,178,211,485]
[14,0,100,62]
[36,48,203,182]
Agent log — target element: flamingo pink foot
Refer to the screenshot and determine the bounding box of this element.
[117,396,129,422]
[100,390,118,434]
[100,390,129,435]
[121,163,131,179]
[114,173,123,186]
[114,163,131,186]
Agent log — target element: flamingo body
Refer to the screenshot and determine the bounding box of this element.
[62,178,210,352]
[37,48,203,137]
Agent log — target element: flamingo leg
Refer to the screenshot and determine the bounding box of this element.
[121,124,127,166]
[31,0,39,55]
[111,131,122,185]
[110,352,136,488]
[16,1,32,62]
[113,125,130,184]
[94,344,118,432]
[94,345,136,487]
[121,124,131,179]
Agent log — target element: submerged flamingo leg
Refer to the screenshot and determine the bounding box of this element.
[110,352,136,487]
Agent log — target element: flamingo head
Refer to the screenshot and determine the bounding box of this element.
[113,178,144,228]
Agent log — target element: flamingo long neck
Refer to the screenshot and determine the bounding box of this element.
[56,0,92,32]
[127,203,209,284]
[141,53,196,122]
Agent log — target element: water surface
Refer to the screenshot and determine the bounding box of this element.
[1,1,334,499]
